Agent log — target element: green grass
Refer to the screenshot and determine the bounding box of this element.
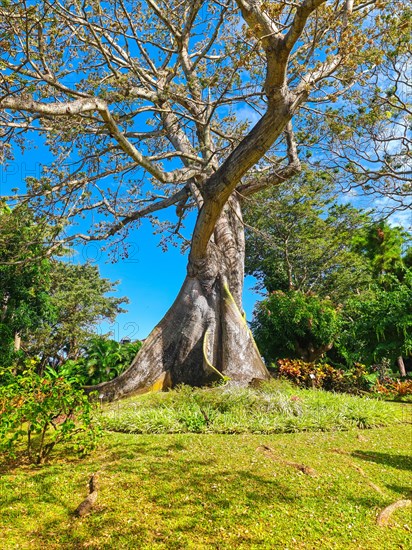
[1,423,411,549]
[101,381,406,434]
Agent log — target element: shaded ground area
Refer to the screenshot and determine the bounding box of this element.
[1,422,411,549]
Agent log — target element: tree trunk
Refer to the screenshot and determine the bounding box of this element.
[397,356,407,378]
[295,341,333,363]
[14,331,21,352]
[89,195,269,401]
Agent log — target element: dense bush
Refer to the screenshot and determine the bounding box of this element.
[0,361,101,464]
[60,337,142,386]
[336,271,412,366]
[275,358,370,393]
[252,291,340,363]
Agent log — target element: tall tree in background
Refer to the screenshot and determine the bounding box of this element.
[0,203,54,361]
[29,262,128,369]
[352,221,411,285]
[339,222,411,374]
[337,271,412,372]
[247,190,412,367]
[0,203,128,368]
[0,1,408,399]
[244,170,373,303]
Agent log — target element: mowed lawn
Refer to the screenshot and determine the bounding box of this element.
[1,419,411,549]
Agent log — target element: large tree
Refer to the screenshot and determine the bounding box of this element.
[0,1,406,399]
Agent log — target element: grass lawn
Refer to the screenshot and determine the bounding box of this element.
[101,382,407,434]
[1,415,411,549]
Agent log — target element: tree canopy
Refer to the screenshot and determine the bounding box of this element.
[251,290,340,363]
[352,220,411,285]
[1,1,408,239]
[0,202,54,361]
[244,170,373,303]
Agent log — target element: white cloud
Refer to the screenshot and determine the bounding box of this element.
[235,105,261,127]
[373,195,412,230]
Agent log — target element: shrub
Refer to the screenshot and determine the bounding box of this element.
[275,358,369,393]
[60,337,142,386]
[276,358,315,386]
[252,291,340,363]
[0,362,101,464]
[373,379,412,401]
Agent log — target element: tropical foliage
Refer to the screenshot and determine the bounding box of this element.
[61,337,142,386]
[275,358,412,400]
[337,271,412,366]
[0,202,129,371]
[251,291,340,363]
[0,361,101,464]
[247,176,412,374]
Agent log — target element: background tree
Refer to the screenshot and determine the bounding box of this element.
[0,203,54,362]
[0,203,128,370]
[352,220,411,285]
[245,173,411,368]
[29,262,128,370]
[244,170,373,303]
[338,224,411,374]
[0,1,405,398]
[337,271,412,372]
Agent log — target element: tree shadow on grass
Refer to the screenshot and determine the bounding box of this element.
[385,485,412,498]
[7,452,299,549]
[351,450,412,471]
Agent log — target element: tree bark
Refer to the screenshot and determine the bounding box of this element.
[89,195,269,401]
[397,356,407,378]
[295,341,333,363]
[14,332,21,352]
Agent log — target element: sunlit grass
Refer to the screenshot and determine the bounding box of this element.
[101,380,405,435]
[1,423,411,549]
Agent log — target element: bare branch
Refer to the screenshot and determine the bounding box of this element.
[0,95,199,184]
